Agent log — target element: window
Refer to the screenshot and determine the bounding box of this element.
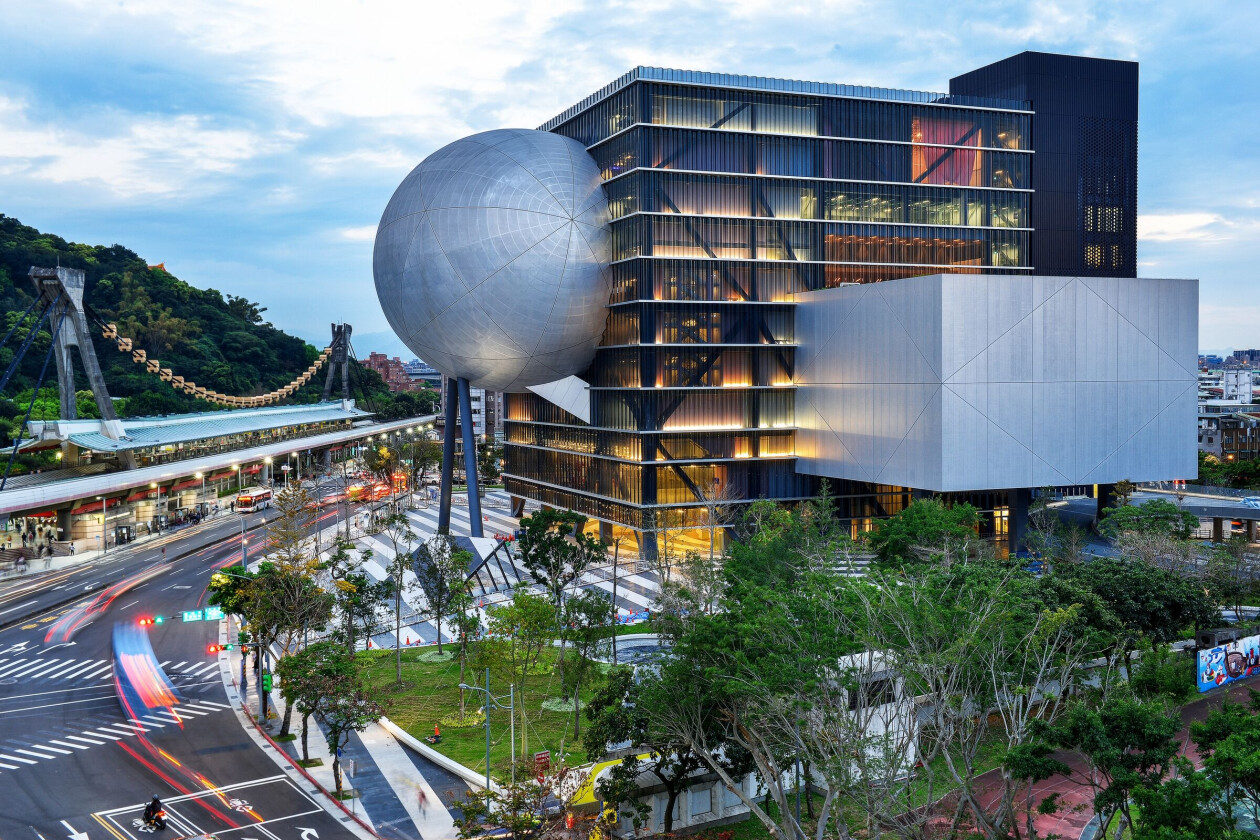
[689,786,713,817]
[848,677,896,710]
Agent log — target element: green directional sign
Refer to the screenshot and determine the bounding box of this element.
[182,607,226,622]
[205,606,225,620]
[182,610,204,622]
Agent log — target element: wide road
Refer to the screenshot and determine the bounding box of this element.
[0,485,367,840]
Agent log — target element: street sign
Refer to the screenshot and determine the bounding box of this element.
[534,750,550,782]
[182,610,204,622]
[182,607,225,622]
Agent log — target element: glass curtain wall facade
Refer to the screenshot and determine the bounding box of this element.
[504,67,1037,549]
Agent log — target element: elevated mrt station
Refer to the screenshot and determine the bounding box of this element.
[0,400,435,550]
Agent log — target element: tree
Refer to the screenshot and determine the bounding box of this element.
[252,564,334,736]
[478,440,503,485]
[1191,689,1260,829]
[480,587,555,758]
[318,668,386,798]
[276,641,353,764]
[1130,759,1243,840]
[453,769,584,840]
[376,509,418,685]
[325,540,392,654]
[1037,690,1182,835]
[364,442,400,496]
[404,437,441,504]
[699,476,740,566]
[1100,498,1200,539]
[561,589,613,738]
[584,665,740,835]
[413,533,469,655]
[515,508,605,687]
[867,497,983,567]
[1063,556,1218,672]
[1114,478,1137,506]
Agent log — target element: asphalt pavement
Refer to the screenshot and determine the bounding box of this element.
[0,493,369,840]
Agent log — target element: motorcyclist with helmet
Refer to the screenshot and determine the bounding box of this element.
[143,795,166,830]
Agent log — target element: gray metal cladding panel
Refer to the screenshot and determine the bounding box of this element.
[374,128,612,393]
[795,274,1198,492]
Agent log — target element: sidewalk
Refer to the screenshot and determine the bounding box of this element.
[220,617,466,840]
[967,671,1260,838]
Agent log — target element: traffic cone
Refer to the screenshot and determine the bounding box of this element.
[367,639,373,649]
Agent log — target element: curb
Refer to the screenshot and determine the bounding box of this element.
[217,618,379,839]
[379,716,499,792]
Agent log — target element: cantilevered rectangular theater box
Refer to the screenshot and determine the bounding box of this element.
[793,274,1198,492]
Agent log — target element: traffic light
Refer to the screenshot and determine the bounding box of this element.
[207,643,236,654]
[139,616,164,626]
[261,672,273,692]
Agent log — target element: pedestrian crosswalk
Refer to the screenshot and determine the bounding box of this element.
[338,491,665,652]
[0,700,232,772]
[0,657,224,684]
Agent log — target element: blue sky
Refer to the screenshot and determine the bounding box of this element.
[0,0,1256,356]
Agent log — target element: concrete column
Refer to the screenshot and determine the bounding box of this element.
[438,377,458,535]
[458,377,484,538]
[1213,517,1225,543]
[599,520,614,544]
[1007,488,1032,553]
[1246,520,1256,543]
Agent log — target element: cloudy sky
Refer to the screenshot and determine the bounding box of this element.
[0,0,1256,356]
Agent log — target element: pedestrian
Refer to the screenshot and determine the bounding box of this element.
[230,501,235,512]
[417,786,428,817]
[162,547,167,562]
[69,542,75,554]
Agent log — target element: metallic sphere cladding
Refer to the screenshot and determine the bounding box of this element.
[373,129,612,392]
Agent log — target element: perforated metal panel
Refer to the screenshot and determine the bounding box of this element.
[373,129,612,392]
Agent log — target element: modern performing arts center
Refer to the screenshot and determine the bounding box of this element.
[373,51,1195,557]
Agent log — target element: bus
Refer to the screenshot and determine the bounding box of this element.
[236,488,273,513]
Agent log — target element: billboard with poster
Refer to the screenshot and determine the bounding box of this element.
[1198,632,1260,692]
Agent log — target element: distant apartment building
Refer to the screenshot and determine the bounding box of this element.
[403,359,443,388]
[1199,412,1260,461]
[363,352,425,392]
[439,374,504,441]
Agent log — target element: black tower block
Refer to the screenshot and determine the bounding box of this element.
[951,51,1139,278]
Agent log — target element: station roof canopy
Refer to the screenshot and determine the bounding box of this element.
[26,400,372,453]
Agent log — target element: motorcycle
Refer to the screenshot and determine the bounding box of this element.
[144,810,167,831]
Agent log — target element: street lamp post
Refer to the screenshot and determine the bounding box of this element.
[459,669,516,789]
[234,463,241,494]
[150,482,161,534]
[98,496,107,556]
[195,471,205,518]
[611,536,622,666]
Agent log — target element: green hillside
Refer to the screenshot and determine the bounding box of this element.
[0,214,437,458]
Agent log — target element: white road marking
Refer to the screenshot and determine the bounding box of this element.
[90,728,127,739]
[15,748,58,759]
[64,735,106,745]
[119,600,139,610]
[172,706,207,716]
[110,723,148,733]
[0,753,37,764]
[0,760,18,769]
[139,715,168,727]
[82,663,114,679]
[49,739,90,750]
[173,661,187,670]
[28,743,72,755]
[192,700,232,709]
[44,660,94,679]
[58,660,104,680]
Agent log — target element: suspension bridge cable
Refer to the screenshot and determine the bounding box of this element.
[0,293,61,395]
[1,307,69,491]
[0,296,42,352]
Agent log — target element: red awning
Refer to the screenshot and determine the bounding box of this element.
[170,478,200,491]
[69,498,116,515]
[242,465,262,474]
[209,471,234,481]
[125,489,153,502]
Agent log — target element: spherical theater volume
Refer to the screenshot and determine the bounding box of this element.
[373,128,612,392]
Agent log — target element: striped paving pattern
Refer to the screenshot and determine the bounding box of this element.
[341,492,664,651]
[0,700,232,772]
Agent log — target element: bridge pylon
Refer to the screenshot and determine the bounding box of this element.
[322,323,353,402]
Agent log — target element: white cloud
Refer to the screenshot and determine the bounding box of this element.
[1138,212,1227,242]
[338,225,378,242]
[0,95,286,199]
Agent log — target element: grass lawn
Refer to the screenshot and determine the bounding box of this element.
[359,645,596,782]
